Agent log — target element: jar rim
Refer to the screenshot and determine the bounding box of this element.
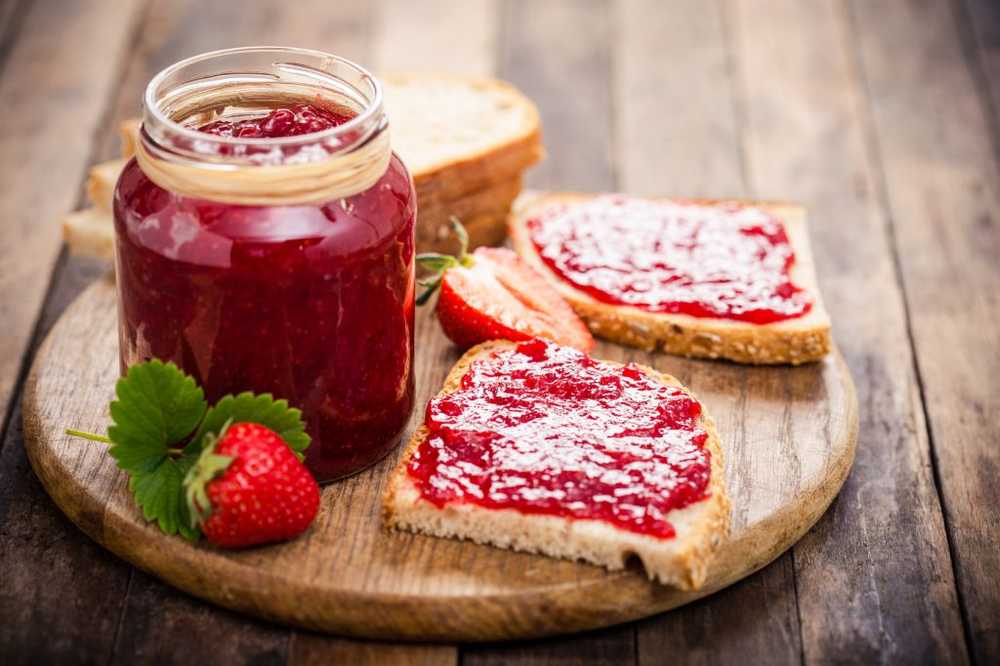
[143,46,384,150]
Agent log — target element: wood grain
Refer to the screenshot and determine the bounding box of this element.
[616,2,804,664]
[0,0,142,421]
[0,259,129,664]
[735,0,969,662]
[2,0,991,661]
[23,271,856,641]
[851,0,1000,660]
[962,0,1000,136]
[481,0,631,660]
[373,0,498,76]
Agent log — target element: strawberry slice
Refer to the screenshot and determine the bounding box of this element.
[418,219,594,352]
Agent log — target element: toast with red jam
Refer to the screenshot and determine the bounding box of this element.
[383,339,729,590]
[509,193,832,365]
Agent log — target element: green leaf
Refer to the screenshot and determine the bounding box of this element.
[131,455,200,540]
[183,425,235,529]
[415,253,458,273]
[415,275,444,306]
[189,392,311,460]
[108,360,207,450]
[105,361,207,538]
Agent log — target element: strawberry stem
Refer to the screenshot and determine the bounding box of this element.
[65,429,111,444]
[66,429,184,457]
[415,216,473,305]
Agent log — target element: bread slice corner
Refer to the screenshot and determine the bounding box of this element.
[508,192,832,365]
[383,340,730,591]
[63,208,114,259]
[87,158,127,213]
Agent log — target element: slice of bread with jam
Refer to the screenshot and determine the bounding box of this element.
[509,192,832,365]
[384,339,730,591]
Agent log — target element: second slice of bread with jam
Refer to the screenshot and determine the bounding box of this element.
[384,338,730,591]
[509,193,832,365]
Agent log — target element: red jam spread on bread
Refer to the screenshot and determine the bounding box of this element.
[407,339,712,538]
[526,196,812,324]
[115,102,415,482]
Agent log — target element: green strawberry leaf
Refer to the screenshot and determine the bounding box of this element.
[105,361,207,539]
[130,455,200,540]
[188,392,311,460]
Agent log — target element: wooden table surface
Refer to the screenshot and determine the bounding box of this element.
[0,0,996,663]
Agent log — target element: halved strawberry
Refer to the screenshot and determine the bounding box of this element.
[417,219,594,352]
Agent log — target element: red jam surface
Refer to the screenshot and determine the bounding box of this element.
[407,339,712,538]
[197,103,354,138]
[115,103,416,482]
[527,196,812,324]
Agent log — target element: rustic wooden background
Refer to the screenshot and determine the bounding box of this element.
[0,0,997,664]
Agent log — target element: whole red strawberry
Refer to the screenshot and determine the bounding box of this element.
[417,218,594,352]
[184,421,320,548]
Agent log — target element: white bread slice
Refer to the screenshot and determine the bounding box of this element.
[509,193,832,365]
[63,208,114,259]
[382,73,543,204]
[384,340,730,590]
[87,158,127,213]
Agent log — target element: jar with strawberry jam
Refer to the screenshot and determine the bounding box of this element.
[114,47,416,482]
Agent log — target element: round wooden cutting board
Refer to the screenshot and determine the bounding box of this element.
[23,276,857,641]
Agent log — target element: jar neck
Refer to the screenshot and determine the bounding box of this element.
[141,47,388,169]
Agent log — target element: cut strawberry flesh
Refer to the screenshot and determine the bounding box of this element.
[438,247,594,351]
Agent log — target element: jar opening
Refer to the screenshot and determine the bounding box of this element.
[136,47,393,205]
[143,46,386,163]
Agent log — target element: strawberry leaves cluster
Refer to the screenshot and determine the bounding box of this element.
[68,360,310,540]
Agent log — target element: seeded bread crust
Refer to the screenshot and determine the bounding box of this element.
[383,340,730,591]
[508,192,832,365]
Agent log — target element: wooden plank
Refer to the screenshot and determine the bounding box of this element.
[0,0,26,58]
[463,627,635,666]
[373,0,498,75]
[850,0,1000,661]
[464,0,631,663]
[0,257,131,664]
[289,635,455,666]
[109,570,289,666]
[618,2,803,663]
[500,0,614,191]
[734,0,970,662]
[961,0,1000,132]
[0,0,143,423]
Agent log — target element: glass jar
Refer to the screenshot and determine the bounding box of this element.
[113,47,416,482]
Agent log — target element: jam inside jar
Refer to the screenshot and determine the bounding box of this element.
[114,48,416,482]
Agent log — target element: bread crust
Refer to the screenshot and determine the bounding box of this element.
[415,175,522,254]
[508,192,832,365]
[383,340,730,590]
